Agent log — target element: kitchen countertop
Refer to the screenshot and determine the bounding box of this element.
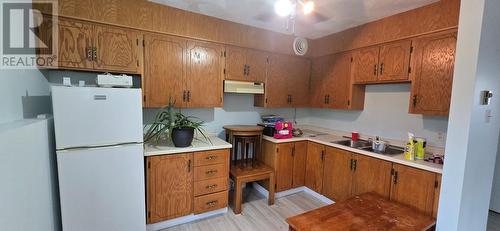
[263,126,444,174]
[144,136,232,157]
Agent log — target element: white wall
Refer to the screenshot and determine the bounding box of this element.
[306,84,449,147]
[438,0,500,230]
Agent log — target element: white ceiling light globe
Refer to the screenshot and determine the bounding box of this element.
[303,1,314,15]
[275,0,293,17]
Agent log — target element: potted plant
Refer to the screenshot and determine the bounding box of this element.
[144,98,210,147]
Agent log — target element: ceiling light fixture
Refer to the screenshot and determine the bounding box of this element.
[274,0,294,17]
[302,1,314,15]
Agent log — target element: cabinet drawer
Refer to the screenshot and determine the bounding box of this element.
[194,191,228,214]
[194,149,228,167]
[194,163,227,181]
[194,177,228,196]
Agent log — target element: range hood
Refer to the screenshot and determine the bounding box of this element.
[224,80,264,94]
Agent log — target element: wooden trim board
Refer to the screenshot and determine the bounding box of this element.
[146,208,228,231]
[252,182,335,205]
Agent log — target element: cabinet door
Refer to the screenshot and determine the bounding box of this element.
[352,47,379,83]
[144,34,186,108]
[146,153,193,224]
[409,31,457,116]
[276,143,295,192]
[246,49,268,83]
[305,142,325,193]
[432,174,442,218]
[322,147,353,201]
[378,40,412,82]
[94,24,141,73]
[265,54,292,107]
[186,40,224,108]
[390,164,436,216]
[58,19,94,69]
[292,141,308,188]
[352,154,392,198]
[289,58,311,107]
[225,46,247,81]
[310,55,334,108]
[330,53,352,109]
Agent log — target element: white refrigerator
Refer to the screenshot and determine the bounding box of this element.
[51,86,146,231]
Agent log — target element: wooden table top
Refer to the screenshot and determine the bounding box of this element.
[223,125,264,132]
[286,192,436,231]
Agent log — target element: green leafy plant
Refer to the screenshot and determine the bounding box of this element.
[143,98,211,144]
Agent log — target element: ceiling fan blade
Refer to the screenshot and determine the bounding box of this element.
[254,11,277,22]
[298,12,329,23]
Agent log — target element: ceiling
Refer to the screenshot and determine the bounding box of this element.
[150,0,438,39]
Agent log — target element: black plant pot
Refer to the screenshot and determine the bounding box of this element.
[172,127,195,147]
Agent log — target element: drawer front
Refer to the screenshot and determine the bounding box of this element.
[194,149,229,167]
[194,191,228,214]
[194,177,228,196]
[194,163,227,181]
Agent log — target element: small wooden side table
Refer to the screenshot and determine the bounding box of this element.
[223,125,275,214]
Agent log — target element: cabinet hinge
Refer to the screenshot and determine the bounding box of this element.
[143,40,145,47]
[265,98,268,103]
[224,51,226,57]
[350,57,353,62]
[147,211,151,218]
[143,95,146,102]
[410,46,414,53]
[136,39,139,46]
[223,68,226,74]
[391,168,395,175]
[408,67,412,74]
[147,161,151,169]
[347,100,350,106]
[435,180,439,188]
[276,147,279,153]
[274,183,277,190]
[137,60,139,67]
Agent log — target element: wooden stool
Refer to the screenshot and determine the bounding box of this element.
[223,125,275,214]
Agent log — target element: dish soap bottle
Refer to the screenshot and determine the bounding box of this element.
[404,133,415,161]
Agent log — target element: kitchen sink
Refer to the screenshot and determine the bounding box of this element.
[332,139,370,149]
[358,146,405,156]
[332,139,404,156]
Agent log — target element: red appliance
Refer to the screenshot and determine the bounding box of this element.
[273,121,293,139]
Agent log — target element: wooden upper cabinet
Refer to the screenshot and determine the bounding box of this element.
[185,40,224,108]
[146,153,193,224]
[322,147,353,202]
[409,31,457,116]
[289,58,311,107]
[225,46,247,81]
[305,142,325,193]
[94,24,141,73]
[310,55,333,108]
[352,47,379,83]
[144,34,186,108]
[390,164,437,216]
[351,154,392,199]
[58,19,94,69]
[276,142,295,192]
[292,141,307,188]
[378,40,412,82]
[225,46,268,83]
[246,49,268,83]
[330,53,353,109]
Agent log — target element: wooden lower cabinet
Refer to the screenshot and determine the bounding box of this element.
[146,149,229,224]
[351,154,393,198]
[433,174,442,218]
[305,142,325,193]
[322,147,353,201]
[260,140,307,192]
[146,153,193,224]
[390,163,437,216]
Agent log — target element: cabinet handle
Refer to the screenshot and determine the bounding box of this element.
[380,63,384,75]
[206,200,218,207]
[205,155,217,160]
[206,169,218,175]
[243,65,247,75]
[327,95,330,104]
[373,64,377,75]
[324,95,327,104]
[248,65,250,75]
[187,91,191,102]
[92,47,97,61]
[188,159,191,172]
[206,184,218,189]
[321,150,325,161]
[183,90,187,102]
[393,171,398,184]
[350,159,353,170]
[86,47,93,61]
[353,160,357,171]
[412,95,417,108]
[291,146,295,157]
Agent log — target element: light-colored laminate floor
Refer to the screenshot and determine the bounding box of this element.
[488,211,500,231]
[162,188,326,231]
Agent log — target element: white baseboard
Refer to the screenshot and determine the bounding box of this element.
[146,208,228,231]
[252,182,334,205]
